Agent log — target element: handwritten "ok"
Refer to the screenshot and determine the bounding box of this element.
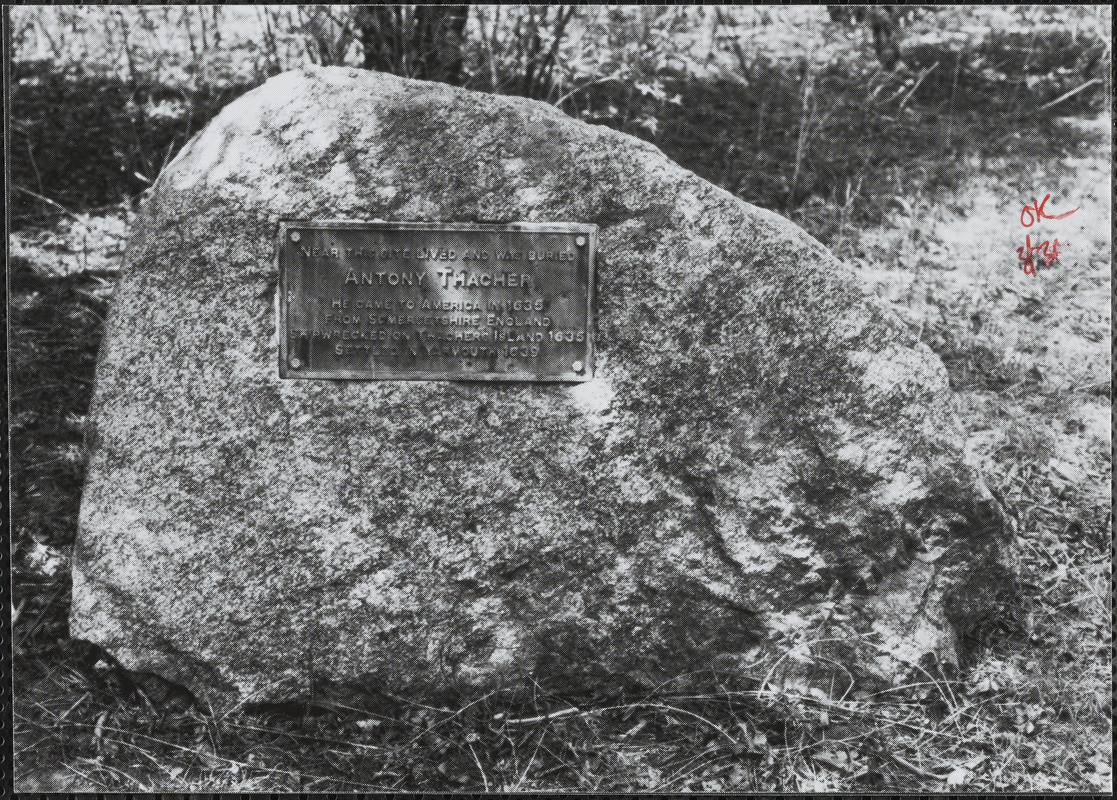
[1020,194,1078,227]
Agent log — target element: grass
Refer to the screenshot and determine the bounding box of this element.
[9,14,1112,793]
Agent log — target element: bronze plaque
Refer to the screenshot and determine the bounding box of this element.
[278,221,596,381]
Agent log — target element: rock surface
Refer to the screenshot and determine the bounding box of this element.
[72,66,1014,708]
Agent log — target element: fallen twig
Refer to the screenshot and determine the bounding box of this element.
[12,185,87,226]
[1038,78,1101,112]
[899,62,938,110]
[891,752,949,781]
[495,706,580,725]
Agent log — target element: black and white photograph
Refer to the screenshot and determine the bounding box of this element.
[6,4,1112,792]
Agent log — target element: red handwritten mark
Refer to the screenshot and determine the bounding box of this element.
[1017,193,1075,275]
[1044,238,1061,267]
[1017,235,1061,275]
[1020,194,1078,227]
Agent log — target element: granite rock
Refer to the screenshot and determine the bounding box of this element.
[72,66,1015,708]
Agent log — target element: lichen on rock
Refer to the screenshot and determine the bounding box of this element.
[72,66,1015,709]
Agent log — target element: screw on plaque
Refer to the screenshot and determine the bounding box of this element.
[572,360,584,374]
[575,236,586,247]
[291,231,301,242]
[290,357,302,369]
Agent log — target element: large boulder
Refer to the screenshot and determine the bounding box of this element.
[72,66,1014,708]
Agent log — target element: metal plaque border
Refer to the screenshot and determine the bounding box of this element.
[277,220,597,382]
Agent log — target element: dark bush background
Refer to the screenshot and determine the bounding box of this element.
[9,5,1109,228]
